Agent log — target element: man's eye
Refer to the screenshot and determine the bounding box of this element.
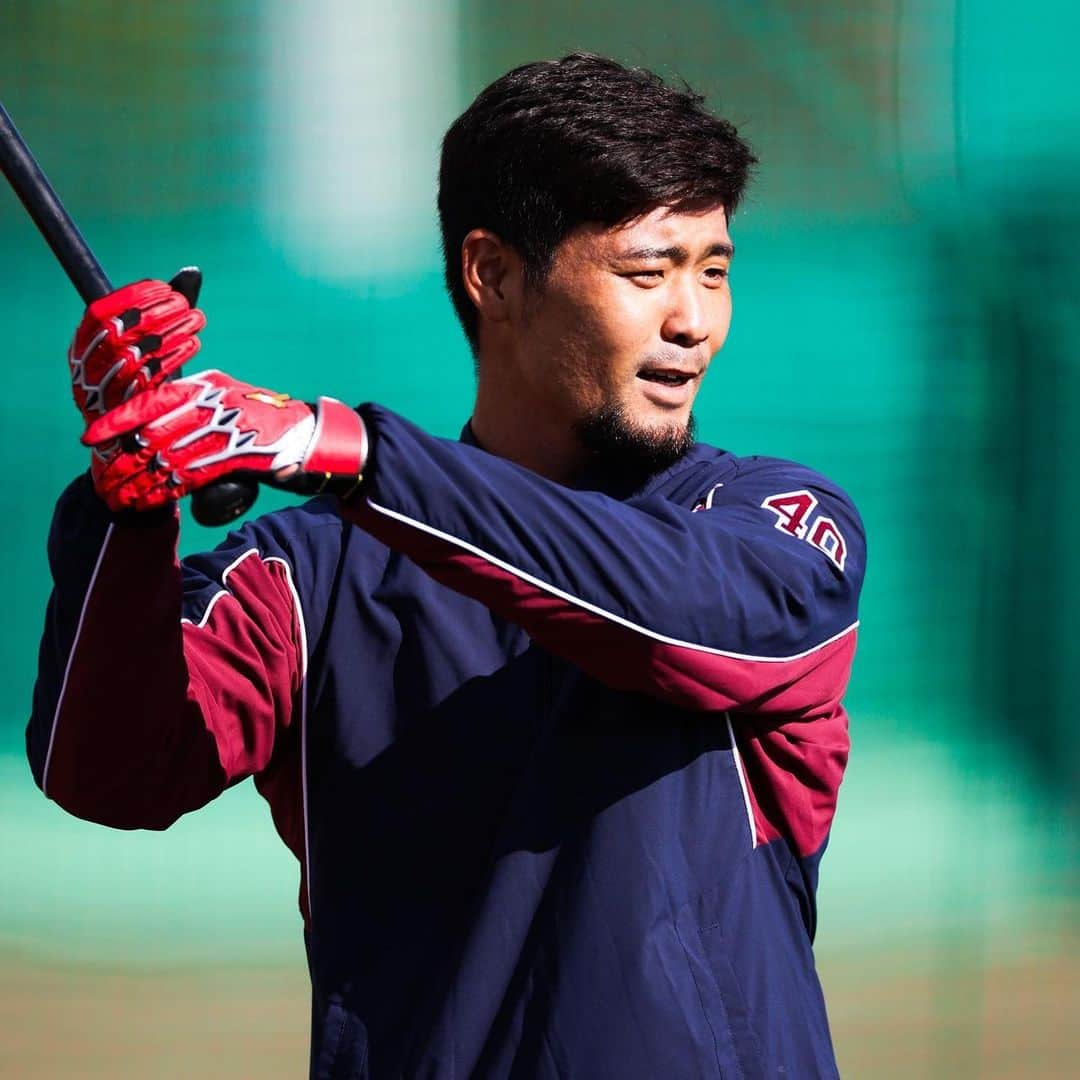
[624,269,663,281]
[703,267,729,282]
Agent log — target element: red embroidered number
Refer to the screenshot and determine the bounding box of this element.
[761,490,847,571]
[760,490,817,538]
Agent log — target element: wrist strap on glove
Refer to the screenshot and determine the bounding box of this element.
[278,397,368,499]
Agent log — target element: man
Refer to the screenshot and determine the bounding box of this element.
[28,54,863,1078]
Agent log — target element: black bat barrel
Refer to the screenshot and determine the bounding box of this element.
[0,102,111,303]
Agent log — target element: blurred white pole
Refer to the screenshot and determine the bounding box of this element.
[895,0,960,213]
[261,0,460,280]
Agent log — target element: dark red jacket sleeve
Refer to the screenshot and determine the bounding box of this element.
[27,474,310,830]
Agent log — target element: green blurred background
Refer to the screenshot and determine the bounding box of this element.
[2,2,1077,1076]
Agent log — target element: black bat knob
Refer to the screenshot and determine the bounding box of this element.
[168,266,203,307]
[191,476,259,526]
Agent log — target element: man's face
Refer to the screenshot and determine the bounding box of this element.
[516,205,734,470]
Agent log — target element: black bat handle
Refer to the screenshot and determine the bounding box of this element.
[0,101,257,526]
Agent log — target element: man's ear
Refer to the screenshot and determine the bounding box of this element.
[461,229,522,326]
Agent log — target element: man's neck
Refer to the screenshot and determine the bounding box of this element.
[470,374,585,485]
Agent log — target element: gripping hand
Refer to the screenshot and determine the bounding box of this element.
[82,370,368,513]
[69,272,205,422]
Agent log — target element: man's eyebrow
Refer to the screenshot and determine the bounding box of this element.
[615,242,735,263]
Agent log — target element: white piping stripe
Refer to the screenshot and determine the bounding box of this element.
[264,555,313,922]
[179,546,313,921]
[43,523,116,798]
[180,547,262,628]
[262,559,309,681]
[726,713,757,849]
[364,498,859,663]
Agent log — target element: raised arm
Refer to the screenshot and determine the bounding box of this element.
[343,406,864,721]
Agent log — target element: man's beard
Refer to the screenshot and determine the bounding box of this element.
[573,402,696,493]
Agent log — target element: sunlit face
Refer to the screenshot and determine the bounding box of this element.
[516,205,734,467]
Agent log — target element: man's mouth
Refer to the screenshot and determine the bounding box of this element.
[634,364,701,409]
[637,368,698,386]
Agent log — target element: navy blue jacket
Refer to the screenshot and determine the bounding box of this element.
[28,405,864,1078]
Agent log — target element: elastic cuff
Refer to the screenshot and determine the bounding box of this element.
[305,398,368,477]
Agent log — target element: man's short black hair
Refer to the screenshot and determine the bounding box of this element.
[438,52,757,351]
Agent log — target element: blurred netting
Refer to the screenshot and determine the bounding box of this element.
[1,2,1076,1076]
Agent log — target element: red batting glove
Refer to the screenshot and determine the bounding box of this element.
[69,274,206,422]
[82,370,368,512]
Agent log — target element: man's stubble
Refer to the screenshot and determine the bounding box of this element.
[573,402,696,492]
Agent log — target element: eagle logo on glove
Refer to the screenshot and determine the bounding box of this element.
[245,391,291,408]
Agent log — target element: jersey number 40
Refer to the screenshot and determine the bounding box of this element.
[760,490,847,571]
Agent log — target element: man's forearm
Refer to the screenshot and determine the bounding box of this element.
[28,474,302,828]
[344,405,863,719]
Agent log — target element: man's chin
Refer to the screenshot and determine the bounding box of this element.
[573,402,696,489]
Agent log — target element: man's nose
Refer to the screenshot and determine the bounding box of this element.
[661,279,710,348]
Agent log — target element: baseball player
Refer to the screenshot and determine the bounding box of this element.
[28,54,864,1078]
